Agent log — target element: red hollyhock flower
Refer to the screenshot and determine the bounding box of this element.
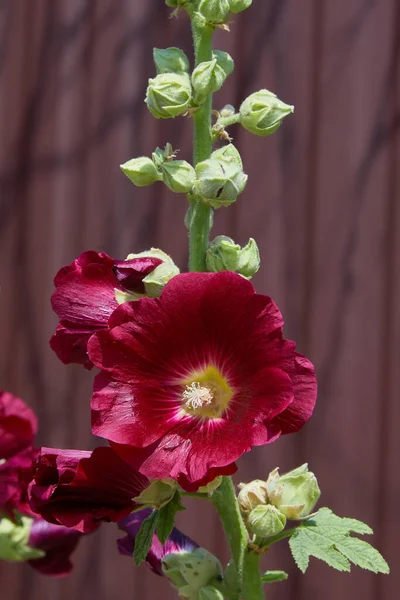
[118,508,198,575]
[88,272,317,489]
[27,519,83,577]
[28,446,149,533]
[50,251,163,368]
[0,390,37,460]
[0,447,37,518]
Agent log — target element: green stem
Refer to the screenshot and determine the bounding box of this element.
[188,16,214,272]
[211,477,263,599]
[217,113,241,128]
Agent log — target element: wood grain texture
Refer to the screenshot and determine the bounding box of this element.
[0,1,398,599]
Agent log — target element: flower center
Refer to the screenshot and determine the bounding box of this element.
[181,365,233,419]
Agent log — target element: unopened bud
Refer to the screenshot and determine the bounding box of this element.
[229,0,253,13]
[0,516,44,562]
[266,464,321,520]
[237,479,268,516]
[133,478,177,510]
[163,548,222,597]
[213,50,234,77]
[161,160,196,193]
[192,59,227,97]
[146,73,192,119]
[193,159,247,208]
[199,0,231,23]
[153,47,190,74]
[206,236,260,278]
[247,504,286,538]
[211,143,242,169]
[219,104,236,118]
[120,156,160,187]
[239,90,294,136]
[117,248,179,300]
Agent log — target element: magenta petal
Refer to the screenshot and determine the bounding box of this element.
[28,519,83,577]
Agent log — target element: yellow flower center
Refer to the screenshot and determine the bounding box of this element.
[181,365,233,419]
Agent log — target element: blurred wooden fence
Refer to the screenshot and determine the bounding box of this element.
[0,1,399,599]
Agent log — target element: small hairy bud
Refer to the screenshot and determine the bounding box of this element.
[239,89,294,136]
[153,47,190,74]
[161,160,196,193]
[192,59,227,97]
[145,73,192,119]
[237,479,268,516]
[229,0,253,14]
[247,504,287,538]
[213,50,234,77]
[117,248,179,299]
[199,0,231,23]
[266,464,321,520]
[219,104,236,118]
[206,236,260,278]
[120,157,160,187]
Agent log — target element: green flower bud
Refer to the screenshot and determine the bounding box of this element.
[266,464,321,520]
[193,158,247,208]
[199,0,231,23]
[239,89,294,136]
[120,157,160,187]
[219,104,236,118]
[206,236,260,278]
[146,73,192,119]
[192,59,227,97]
[211,143,242,169]
[229,0,253,13]
[133,478,177,510]
[163,548,222,598]
[237,479,268,517]
[247,504,286,538]
[199,586,224,600]
[153,47,190,74]
[115,248,179,300]
[212,50,234,77]
[0,516,44,562]
[161,160,196,193]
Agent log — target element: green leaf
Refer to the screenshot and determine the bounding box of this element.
[261,570,288,583]
[156,491,185,544]
[133,510,159,566]
[289,507,389,575]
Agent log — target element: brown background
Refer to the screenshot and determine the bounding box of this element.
[0,0,399,599]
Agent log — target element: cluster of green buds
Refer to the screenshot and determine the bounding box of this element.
[196,0,253,25]
[162,547,223,600]
[238,464,321,539]
[206,236,260,278]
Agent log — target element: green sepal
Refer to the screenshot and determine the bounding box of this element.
[133,510,159,566]
[156,491,185,544]
[229,0,253,13]
[212,50,234,77]
[153,47,190,74]
[261,570,288,583]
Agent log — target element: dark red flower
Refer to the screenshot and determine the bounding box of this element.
[28,446,149,533]
[50,251,163,368]
[0,447,37,518]
[27,518,83,577]
[118,509,198,575]
[0,390,37,460]
[88,272,317,489]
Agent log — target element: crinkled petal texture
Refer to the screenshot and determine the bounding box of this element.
[28,519,83,577]
[0,390,38,460]
[118,508,198,576]
[28,446,149,533]
[0,447,37,518]
[89,272,317,489]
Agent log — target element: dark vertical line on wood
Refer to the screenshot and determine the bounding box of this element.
[373,2,400,599]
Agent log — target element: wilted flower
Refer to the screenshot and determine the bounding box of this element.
[89,272,317,490]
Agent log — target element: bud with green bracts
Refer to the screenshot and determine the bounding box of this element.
[237,479,269,517]
[162,547,222,599]
[0,516,45,562]
[145,73,192,119]
[153,47,190,74]
[212,50,234,77]
[229,0,253,13]
[239,89,294,136]
[199,0,231,23]
[120,157,161,187]
[193,159,247,208]
[192,59,227,97]
[266,464,321,520]
[132,478,177,510]
[206,235,260,278]
[247,504,287,538]
[161,160,196,193]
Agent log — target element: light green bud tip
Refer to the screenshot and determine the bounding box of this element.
[153,47,190,74]
[239,89,294,136]
[266,464,321,520]
[0,516,45,562]
[247,504,286,538]
[133,478,177,510]
[213,50,234,77]
[192,59,227,97]
[162,548,222,597]
[199,586,224,600]
[199,0,231,23]
[161,160,196,193]
[237,479,269,516]
[120,156,160,187]
[229,0,253,14]
[206,235,260,278]
[146,73,192,119]
[193,144,247,209]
